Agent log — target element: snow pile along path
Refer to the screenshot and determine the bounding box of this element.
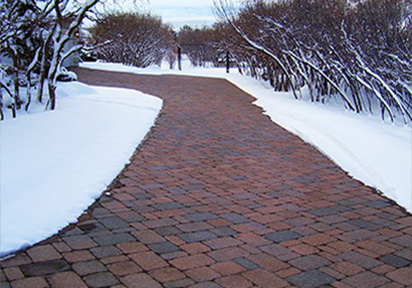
[0,82,162,256]
[226,74,412,214]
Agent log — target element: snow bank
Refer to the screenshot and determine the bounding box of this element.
[1,59,409,256]
[81,61,412,213]
[0,82,162,257]
[228,74,412,213]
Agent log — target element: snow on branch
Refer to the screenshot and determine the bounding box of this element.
[0,0,103,119]
[215,0,412,123]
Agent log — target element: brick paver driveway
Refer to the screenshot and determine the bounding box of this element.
[1,68,411,288]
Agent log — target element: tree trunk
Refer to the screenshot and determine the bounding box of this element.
[48,82,56,111]
[37,31,53,103]
[0,88,4,121]
[25,73,31,111]
[10,52,21,117]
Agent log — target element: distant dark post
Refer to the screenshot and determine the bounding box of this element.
[226,51,230,74]
[178,46,182,71]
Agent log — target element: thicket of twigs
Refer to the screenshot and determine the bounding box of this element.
[215,0,412,123]
[0,0,100,120]
[90,12,175,68]
[177,25,224,67]
[3,0,410,124]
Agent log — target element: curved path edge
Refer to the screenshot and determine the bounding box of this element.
[1,68,411,288]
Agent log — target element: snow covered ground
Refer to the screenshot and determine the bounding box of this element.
[1,59,411,257]
[1,82,162,257]
[82,60,412,215]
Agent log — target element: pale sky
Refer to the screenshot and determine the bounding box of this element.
[96,0,238,30]
[141,0,218,29]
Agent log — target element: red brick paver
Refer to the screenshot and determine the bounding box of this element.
[1,69,412,287]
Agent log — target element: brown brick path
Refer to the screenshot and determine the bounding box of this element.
[1,68,412,288]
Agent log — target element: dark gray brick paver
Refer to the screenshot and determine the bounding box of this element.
[210,227,237,237]
[289,255,332,271]
[99,217,130,230]
[2,69,412,288]
[72,260,107,276]
[185,212,219,222]
[220,213,249,224]
[148,242,180,255]
[264,230,301,243]
[90,245,122,259]
[379,254,411,268]
[154,227,181,236]
[20,260,71,277]
[340,251,383,269]
[83,272,119,287]
[286,270,335,288]
[93,233,135,246]
[178,231,217,243]
[234,258,259,270]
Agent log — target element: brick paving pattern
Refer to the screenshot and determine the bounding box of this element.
[1,68,411,288]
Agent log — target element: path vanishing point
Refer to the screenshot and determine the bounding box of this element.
[1,68,412,288]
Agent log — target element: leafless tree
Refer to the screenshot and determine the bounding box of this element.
[90,12,175,68]
[45,0,101,110]
[215,0,412,123]
[177,25,223,67]
[0,0,39,117]
[0,0,102,118]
